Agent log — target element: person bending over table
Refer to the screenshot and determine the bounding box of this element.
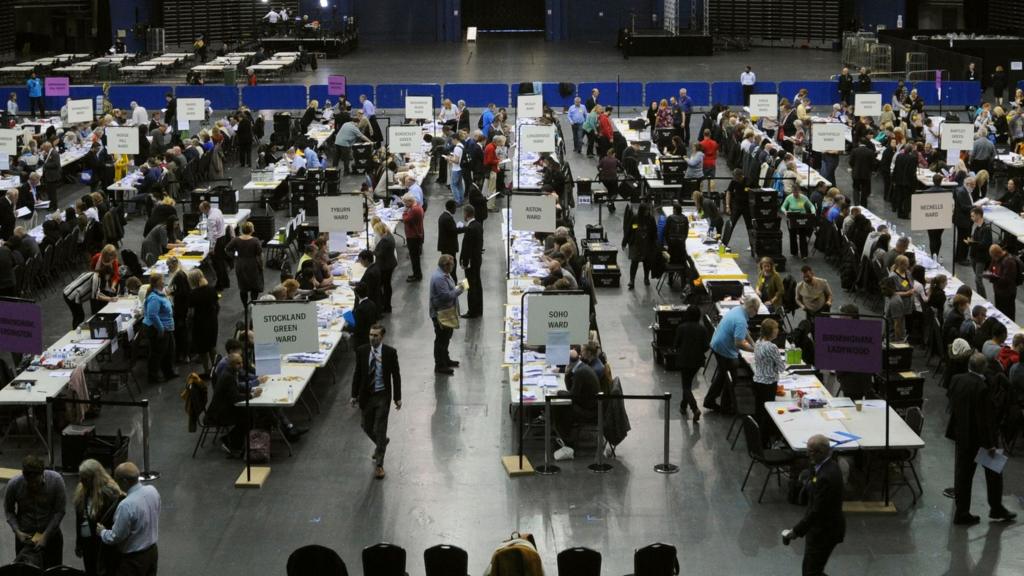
[707,296,760,413]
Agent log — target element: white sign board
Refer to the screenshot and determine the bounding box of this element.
[516,94,543,119]
[388,125,422,154]
[941,123,973,151]
[511,193,556,233]
[67,99,93,124]
[525,294,590,346]
[520,125,556,153]
[178,98,205,121]
[105,126,139,155]
[252,301,319,355]
[404,96,433,121]
[748,94,778,118]
[854,92,882,117]
[911,192,954,231]
[811,123,846,153]
[317,194,365,233]
[0,129,18,155]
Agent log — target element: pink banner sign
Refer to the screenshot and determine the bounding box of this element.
[328,75,347,97]
[45,77,70,97]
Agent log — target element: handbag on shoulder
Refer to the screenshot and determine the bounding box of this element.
[437,306,460,329]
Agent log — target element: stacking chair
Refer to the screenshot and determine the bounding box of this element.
[871,406,924,505]
[361,543,406,576]
[631,543,679,576]
[286,545,347,576]
[423,544,468,576]
[0,564,43,576]
[42,567,87,576]
[741,416,798,503]
[728,382,758,450]
[556,547,601,576]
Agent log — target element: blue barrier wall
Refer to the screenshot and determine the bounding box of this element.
[644,82,711,107]
[540,83,575,109]
[777,81,838,107]
[108,85,174,110]
[174,86,240,111]
[577,82,644,109]
[443,84,510,108]
[308,84,374,108]
[242,85,308,110]
[375,84,443,109]
[710,82,777,106]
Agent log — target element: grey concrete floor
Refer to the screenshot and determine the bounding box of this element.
[2,40,1023,575]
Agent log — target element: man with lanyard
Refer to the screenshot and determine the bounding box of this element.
[677,88,694,146]
[567,97,587,154]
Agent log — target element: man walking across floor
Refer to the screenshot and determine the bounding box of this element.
[99,462,161,576]
[350,324,402,479]
[677,87,694,145]
[946,353,1017,525]
[459,204,483,319]
[849,139,875,206]
[567,96,587,154]
[782,434,845,576]
[429,254,465,376]
[437,199,462,282]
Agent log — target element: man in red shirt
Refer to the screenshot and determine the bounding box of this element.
[596,106,614,158]
[698,129,718,178]
[401,193,425,281]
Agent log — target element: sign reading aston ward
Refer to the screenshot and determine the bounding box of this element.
[813,317,883,374]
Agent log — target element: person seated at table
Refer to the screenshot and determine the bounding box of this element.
[960,305,988,350]
[551,344,603,459]
[302,139,321,170]
[296,259,332,292]
[536,254,578,290]
[212,340,307,441]
[207,353,264,455]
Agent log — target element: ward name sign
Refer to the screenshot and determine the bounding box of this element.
[67,99,93,124]
[178,98,205,122]
[318,194,365,233]
[813,317,883,374]
[388,125,421,154]
[854,93,882,117]
[525,294,590,346]
[811,123,846,153]
[106,126,139,155]
[516,94,543,119]
[911,192,953,231]
[748,94,778,118]
[252,301,318,355]
[520,125,555,153]
[0,129,18,155]
[941,123,973,151]
[511,193,556,232]
[405,96,433,121]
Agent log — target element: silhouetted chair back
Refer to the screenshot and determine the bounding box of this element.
[286,544,347,576]
[362,543,406,576]
[42,567,87,576]
[423,544,468,576]
[633,542,679,576]
[0,564,43,576]
[557,547,602,576]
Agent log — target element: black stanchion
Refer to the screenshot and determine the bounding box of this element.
[588,392,613,473]
[535,395,560,475]
[654,392,679,474]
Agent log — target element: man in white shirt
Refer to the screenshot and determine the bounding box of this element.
[740,65,756,105]
[200,200,225,250]
[5,93,17,118]
[263,9,280,23]
[130,101,148,126]
[279,7,289,21]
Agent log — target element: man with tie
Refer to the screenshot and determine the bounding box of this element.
[782,434,845,575]
[40,142,62,209]
[459,204,483,319]
[437,200,462,281]
[350,324,402,480]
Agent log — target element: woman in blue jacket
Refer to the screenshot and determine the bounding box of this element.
[26,72,44,117]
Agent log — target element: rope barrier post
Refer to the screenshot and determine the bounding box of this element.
[654,392,679,474]
[535,395,560,475]
[139,399,160,482]
[588,392,613,473]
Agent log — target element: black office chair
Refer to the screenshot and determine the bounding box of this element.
[631,542,679,576]
[728,383,758,450]
[423,544,468,576]
[741,416,798,503]
[362,543,406,576]
[286,544,348,576]
[557,546,601,576]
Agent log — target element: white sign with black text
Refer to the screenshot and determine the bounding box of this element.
[178,98,205,122]
[520,125,556,153]
[748,94,778,118]
[252,301,319,356]
[911,192,954,231]
[388,125,422,154]
[511,193,556,233]
[516,94,543,118]
[317,194,365,233]
[105,126,139,155]
[854,93,882,117]
[405,96,433,121]
[0,129,18,155]
[67,99,93,124]
[941,123,973,151]
[525,294,591,346]
[811,123,846,153]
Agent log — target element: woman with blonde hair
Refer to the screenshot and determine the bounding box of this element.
[373,219,397,313]
[74,459,123,575]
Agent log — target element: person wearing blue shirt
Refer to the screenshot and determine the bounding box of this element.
[99,462,160,575]
[567,97,588,154]
[26,73,44,117]
[677,88,694,145]
[404,175,424,207]
[480,103,496,139]
[707,296,760,412]
[303,145,321,170]
[142,274,177,383]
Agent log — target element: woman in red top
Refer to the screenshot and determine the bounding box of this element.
[698,129,718,178]
[90,244,121,287]
[482,135,505,195]
[596,105,614,158]
[401,193,425,281]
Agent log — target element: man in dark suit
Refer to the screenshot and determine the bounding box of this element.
[355,249,382,310]
[783,434,845,576]
[350,324,401,480]
[206,353,263,455]
[459,204,483,319]
[848,140,875,206]
[17,173,42,220]
[584,88,599,113]
[953,178,975,265]
[837,67,854,105]
[967,207,992,299]
[462,132,484,192]
[0,189,17,241]
[163,92,177,127]
[40,142,62,209]
[437,199,462,281]
[892,142,919,219]
[345,283,379,350]
[947,353,1017,524]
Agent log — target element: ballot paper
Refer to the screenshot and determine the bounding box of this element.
[546,330,569,366]
[975,448,1008,474]
[822,410,847,421]
[255,342,281,376]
